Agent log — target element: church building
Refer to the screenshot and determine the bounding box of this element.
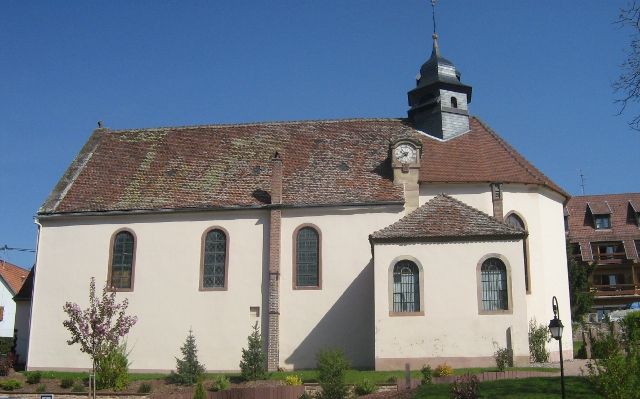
[26,33,572,372]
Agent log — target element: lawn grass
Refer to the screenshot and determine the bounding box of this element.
[574,340,584,357]
[21,366,560,384]
[417,376,602,399]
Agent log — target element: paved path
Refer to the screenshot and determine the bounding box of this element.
[535,359,591,376]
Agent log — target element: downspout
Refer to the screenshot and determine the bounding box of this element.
[25,217,43,371]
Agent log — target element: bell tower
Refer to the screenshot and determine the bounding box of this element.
[407,2,472,140]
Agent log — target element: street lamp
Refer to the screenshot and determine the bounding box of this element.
[548,296,565,399]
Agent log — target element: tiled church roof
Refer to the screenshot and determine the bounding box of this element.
[370,194,526,241]
[39,116,567,215]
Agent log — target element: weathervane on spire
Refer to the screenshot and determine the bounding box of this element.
[431,0,437,38]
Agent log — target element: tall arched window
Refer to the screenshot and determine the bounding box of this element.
[451,96,458,108]
[202,229,228,289]
[393,260,420,312]
[481,258,508,311]
[505,212,530,293]
[110,230,135,290]
[294,225,320,288]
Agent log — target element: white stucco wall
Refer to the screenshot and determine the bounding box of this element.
[373,240,529,370]
[0,280,17,338]
[420,183,573,360]
[29,205,404,372]
[279,206,403,370]
[14,300,30,364]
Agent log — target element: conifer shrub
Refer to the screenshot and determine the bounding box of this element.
[386,375,398,383]
[315,347,350,399]
[174,329,206,385]
[353,379,378,396]
[433,363,453,377]
[210,375,230,391]
[36,384,47,392]
[72,382,85,392]
[239,322,267,381]
[528,318,550,363]
[193,376,206,399]
[420,365,433,385]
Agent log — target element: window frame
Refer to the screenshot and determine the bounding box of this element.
[292,223,322,290]
[388,256,425,317]
[199,226,230,291]
[476,254,513,315]
[107,228,137,292]
[594,215,612,230]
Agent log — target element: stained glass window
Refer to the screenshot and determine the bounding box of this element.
[111,231,134,289]
[203,229,226,288]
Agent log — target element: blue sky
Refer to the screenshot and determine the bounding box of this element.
[1,1,639,269]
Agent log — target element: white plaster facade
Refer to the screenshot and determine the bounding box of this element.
[0,279,17,338]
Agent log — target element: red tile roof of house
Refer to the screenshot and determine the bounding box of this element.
[39,116,567,215]
[0,260,30,295]
[370,193,526,241]
[566,193,640,260]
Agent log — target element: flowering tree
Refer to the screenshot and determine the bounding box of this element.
[63,277,137,372]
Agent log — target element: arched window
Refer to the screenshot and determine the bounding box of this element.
[109,230,135,290]
[451,96,458,108]
[480,258,508,311]
[393,260,420,312]
[505,212,530,293]
[294,225,320,288]
[201,228,228,290]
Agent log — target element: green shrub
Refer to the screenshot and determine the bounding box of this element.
[620,311,640,347]
[26,370,43,384]
[299,392,316,399]
[385,375,397,383]
[588,346,640,398]
[60,377,75,389]
[0,379,23,391]
[285,375,302,386]
[210,375,230,391]
[96,341,130,390]
[174,329,205,385]
[0,337,13,355]
[36,384,47,393]
[528,318,550,363]
[433,363,453,377]
[353,379,378,396]
[194,377,206,399]
[592,334,620,359]
[451,373,480,399]
[72,382,85,392]
[138,382,152,393]
[494,347,509,372]
[420,365,433,385]
[316,347,350,399]
[240,322,267,381]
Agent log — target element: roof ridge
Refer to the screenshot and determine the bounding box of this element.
[108,117,406,134]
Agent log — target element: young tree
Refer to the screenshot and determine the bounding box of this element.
[316,347,350,399]
[175,329,206,385]
[614,0,640,130]
[62,277,137,374]
[239,322,267,381]
[567,240,597,322]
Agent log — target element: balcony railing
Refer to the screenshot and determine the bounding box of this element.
[593,284,640,296]
[592,251,628,264]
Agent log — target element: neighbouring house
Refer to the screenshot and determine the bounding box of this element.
[565,193,640,321]
[13,268,33,366]
[0,259,29,349]
[27,35,572,372]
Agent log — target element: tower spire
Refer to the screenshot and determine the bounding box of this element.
[431,0,437,37]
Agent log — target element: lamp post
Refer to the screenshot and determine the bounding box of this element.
[548,296,565,399]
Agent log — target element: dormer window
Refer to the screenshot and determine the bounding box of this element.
[451,97,458,108]
[595,215,611,230]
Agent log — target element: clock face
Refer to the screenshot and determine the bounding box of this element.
[394,144,417,164]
